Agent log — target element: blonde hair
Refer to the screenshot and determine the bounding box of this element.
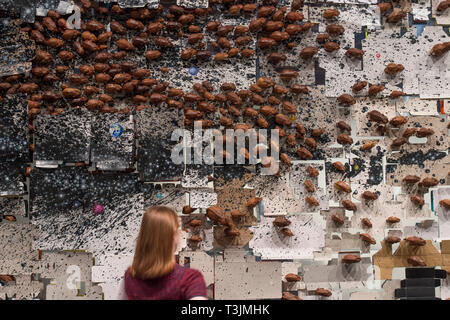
[129,206,179,280]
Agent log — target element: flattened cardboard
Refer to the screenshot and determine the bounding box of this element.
[373,240,443,279]
[441,240,450,274]
[213,225,253,249]
[0,275,42,300]
[214,259,282,300]
[303,255,372,283]
[435,188,450,239]
[216,186,258,227]
[432,0,450,25]
[179,251,214,287]
[249,215,325,260]
[181,213,213,251]
[386,163,449,187]
[384,115,449,154]
[245,173,304,215]
[396,97,440,116]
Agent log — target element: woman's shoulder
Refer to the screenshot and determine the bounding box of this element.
[124,264,203,282]
[174,263,199,274]
[179,266,205,283]
[178,265,207,299]
[183,266,203,277]
[168,264,203,281]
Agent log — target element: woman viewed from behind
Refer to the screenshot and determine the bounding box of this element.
[124,206,207,300]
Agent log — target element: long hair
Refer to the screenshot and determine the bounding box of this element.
[129,206,180,280]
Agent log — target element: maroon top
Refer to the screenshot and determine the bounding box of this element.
[124,264,207,300]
